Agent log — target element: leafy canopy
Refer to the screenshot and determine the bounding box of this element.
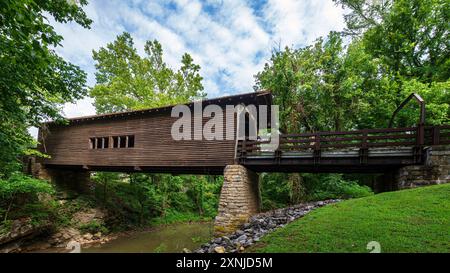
[0,0,92,176]
[90,32,205,114]
[256,0,450,133]
[335,0,450,82]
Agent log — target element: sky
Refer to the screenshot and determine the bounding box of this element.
[50,0,346,120]
[30,0,347,137]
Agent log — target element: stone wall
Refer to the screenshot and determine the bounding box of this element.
[396,145,450,189]
[214,165,260,236]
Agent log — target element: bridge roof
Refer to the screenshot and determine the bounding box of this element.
[46,91,272,125]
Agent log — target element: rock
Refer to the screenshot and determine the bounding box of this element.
[182,248,191,253]
[235,230,245,236]
[194,199,341,253]
[83,233,93,240]
[222,236,231,244]
[237,234,247,242]
[0,218,51,250]
[93,232,102,240]
[214,246,225,253]
[73,208,107,226]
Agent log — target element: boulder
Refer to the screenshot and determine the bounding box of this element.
[214,246,225,253]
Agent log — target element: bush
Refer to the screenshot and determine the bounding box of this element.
[306,174,373,201]
[261,173,373,210]
[79,220,109,234]
[260,173,292,210]
[91,172,222,227]
[0,172,54,223]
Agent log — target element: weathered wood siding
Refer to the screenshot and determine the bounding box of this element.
[39,110,236,171]
[38,92,272,173]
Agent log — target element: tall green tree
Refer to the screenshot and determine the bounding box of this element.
[335,0,450,83]
[0,0,92,176]
[334,0,449,125]
[90,33,211,222]
[255,32,360,203]
[255,32,360,132]
[90,32,205,114]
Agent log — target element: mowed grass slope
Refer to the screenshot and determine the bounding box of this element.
[250,184,450,253]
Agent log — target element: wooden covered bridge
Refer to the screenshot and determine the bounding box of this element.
[34,91,450,235]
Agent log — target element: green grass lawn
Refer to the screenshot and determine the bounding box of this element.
[249,184,450,253]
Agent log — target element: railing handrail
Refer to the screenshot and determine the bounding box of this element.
[237,125,450,158]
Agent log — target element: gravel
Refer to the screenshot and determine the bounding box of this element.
[193,199,340,253]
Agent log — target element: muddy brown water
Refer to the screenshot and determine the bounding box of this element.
[82,221,213,253]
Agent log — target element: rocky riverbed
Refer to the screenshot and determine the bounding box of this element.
[193,199,340,253]
[0,207,115,253]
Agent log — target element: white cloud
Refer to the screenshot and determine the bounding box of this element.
[263,0,345,47]
[45,0,345,121]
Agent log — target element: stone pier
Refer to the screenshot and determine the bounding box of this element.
[214,165,260,236]
[396,145,450,189]
[25,157,94,195]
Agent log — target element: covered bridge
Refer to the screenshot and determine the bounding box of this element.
[37,91,272,174]
[32,91,450,236]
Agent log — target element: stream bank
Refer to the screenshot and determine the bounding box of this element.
[1,199,339,253]
[194,199,340,253]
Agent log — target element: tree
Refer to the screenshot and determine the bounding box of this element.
[90,33,209,221]
[255,32,361,203]
[0,0,92,176]
[255,0,449,205]
[334,0,449,126]
[335,0,450,83]
[255,32,359,133]
[90,32,205,114]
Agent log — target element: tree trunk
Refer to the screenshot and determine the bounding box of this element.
[3,197,14,223]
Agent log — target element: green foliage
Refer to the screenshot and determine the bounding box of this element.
[257,0,449,132]
[153,243,168,253]
[91,173,222,227]
[250,183,450,253]
[305,174,373,201]
[79,220,109,235]
[255,0,449,204]
[395,79,450,126]
[260,173,292,210]
[260,173,373,210]
[0,0,91,175]
[0,172,53,199]
[90,32,205,114]
[0,219,12,235]
[255,32,359,132]
[0,172,54,223]
[335,0,450,82]
[87,32,213,227]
